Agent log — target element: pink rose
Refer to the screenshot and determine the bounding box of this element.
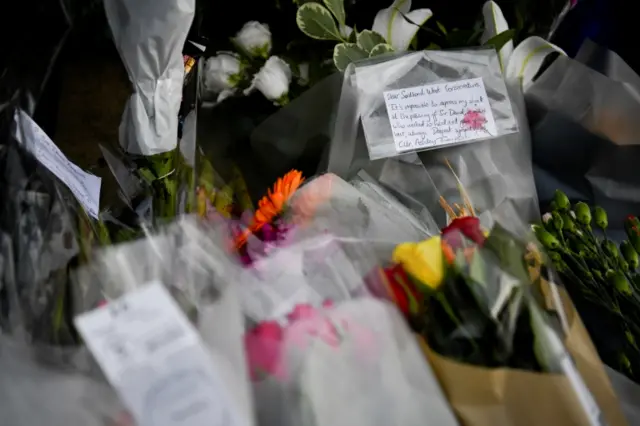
[244,321,287,381]
[243,301,377,382]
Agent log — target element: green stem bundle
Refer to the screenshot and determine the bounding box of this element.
[534,190,640,381]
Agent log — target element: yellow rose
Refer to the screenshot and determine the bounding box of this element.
[392,236,445,290]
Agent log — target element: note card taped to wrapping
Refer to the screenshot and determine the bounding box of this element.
[13,110,101,218]
[74,282,240,426]
[383,78,498,152]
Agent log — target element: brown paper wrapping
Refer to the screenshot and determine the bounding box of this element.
[418,284,627,426]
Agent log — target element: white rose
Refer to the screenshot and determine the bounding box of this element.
[234,21,272,58]
[245,56,292,105]
[203,53,242,102]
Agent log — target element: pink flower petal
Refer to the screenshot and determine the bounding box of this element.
[250,321,284,340]
[244,321,287,381]
[287,304,319,322]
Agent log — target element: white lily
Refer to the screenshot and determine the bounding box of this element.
[505,36,566,91]
[481,1,514,72]
[203,52,242,103]
[234,21,272,58]
[245,56,292,105]
[372,0,432,51]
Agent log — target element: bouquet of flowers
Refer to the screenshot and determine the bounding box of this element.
[244,293,460,426]
[361,184,626,425]
[71,217,254,426]
[535,190,640,383]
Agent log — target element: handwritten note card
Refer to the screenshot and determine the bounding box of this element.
[383,78,498,153]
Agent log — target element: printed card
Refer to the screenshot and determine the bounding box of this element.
[75,282,241,426]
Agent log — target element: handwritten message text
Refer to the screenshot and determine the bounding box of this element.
[383,78,498,152]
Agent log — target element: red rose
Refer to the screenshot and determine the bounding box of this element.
[442,216,485,249]
[382,264,421,316]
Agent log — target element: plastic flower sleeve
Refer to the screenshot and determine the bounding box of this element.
[527,39,640,239]
[104,0,194,156]
[237,233,382,323]
[249,298,460,426]
[287,173,438,243]
[234,172,439,322]
[250,73,344,178]
[328,48,518,164]
[72,217,254,426]
[348,169,440,235]
[605,365,640,424]
[0,338,126,426]
[327,49,539,233]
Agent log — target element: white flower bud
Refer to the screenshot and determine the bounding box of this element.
[542,212,552,224]
[245,56,292,105]
[203,53,242,102]
[234,21,272,58]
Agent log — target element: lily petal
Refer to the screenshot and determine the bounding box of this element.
[393,8,432,51]
[395,0,412,14]
[481,1,513,71]
[505,36,565,91]
[372,0,413,45]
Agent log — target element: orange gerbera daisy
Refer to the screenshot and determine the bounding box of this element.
[234,170,305,248]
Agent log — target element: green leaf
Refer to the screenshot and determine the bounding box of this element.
[333,42,368,72]
[369,43,394,57]
[483,224,530,284]
[323,0,345,27]
[469,251,487,287]
[347,25,358,43]
[296,3,343,41]
[356,30,386,53]
[483,29,516,52]
[436,20,448,35]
